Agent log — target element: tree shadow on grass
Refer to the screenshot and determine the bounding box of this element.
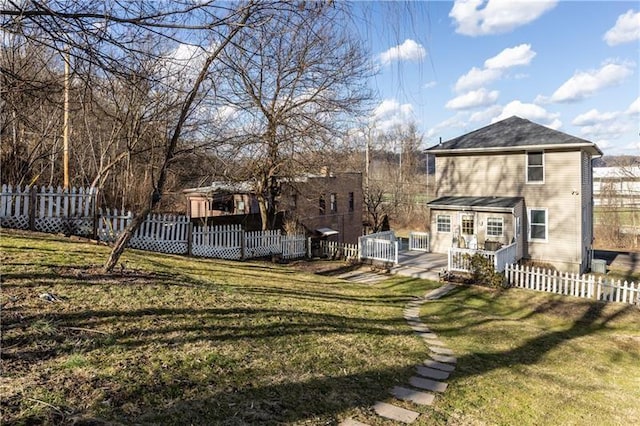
[429,287,639,382]
[9,364,421,425]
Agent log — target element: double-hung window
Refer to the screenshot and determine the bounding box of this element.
[330,193,337,213]
[527,151,544,183]
[486,217,503,237]
[529,208,547,241]
[436,215,451,233]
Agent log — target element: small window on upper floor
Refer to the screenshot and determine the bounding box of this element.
[527,151,544,183]
[319,195,326,215]
[330,193,337,213]
[348,192,354,212]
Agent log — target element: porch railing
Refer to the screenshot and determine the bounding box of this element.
[359,230,398,264]
[448,241,517,273]
[408,231,430,252]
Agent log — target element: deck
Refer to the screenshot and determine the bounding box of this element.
[390,250,448,281]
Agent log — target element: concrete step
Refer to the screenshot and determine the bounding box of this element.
[391,386,435,405]
[416,365,450,380]
[423,359,456,372]
[373,401,420,424]
[409,376,448,393]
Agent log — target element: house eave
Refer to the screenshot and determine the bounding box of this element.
[427,204,515,213]
[426,142,603,156]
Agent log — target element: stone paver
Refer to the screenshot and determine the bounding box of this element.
[409,376,448,393]
[423,359,456,372]
[424,283,457,300]
[373,401,420,424]
[429,353,457,364]
[391,386,435,406]
[339,419,370,426]
[429,346,455,355]
[417,332,439,339]
[421,338,446,346]
[416,365,450,380]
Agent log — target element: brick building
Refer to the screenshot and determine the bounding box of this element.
[183,170,363,244]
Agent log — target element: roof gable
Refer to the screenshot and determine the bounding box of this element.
[427,116,601,155]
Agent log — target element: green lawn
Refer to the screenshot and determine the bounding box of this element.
[1,229,639,425]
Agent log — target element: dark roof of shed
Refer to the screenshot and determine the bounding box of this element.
[426,116,601,154]
[428,196,523,210]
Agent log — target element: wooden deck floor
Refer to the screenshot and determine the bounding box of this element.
[390,250,448,281]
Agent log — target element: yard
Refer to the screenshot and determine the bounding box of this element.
[1,229,639,425]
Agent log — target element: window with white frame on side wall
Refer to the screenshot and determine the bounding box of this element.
[528,208,548,241]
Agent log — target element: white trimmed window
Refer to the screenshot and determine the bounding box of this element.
[528,208,547,241]
[436,215,451,233]
[487,217,503,237]
[527,151,544,183]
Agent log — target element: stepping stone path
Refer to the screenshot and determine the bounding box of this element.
[340,283,458,425]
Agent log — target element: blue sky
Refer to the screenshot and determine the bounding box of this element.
[360,1,640,155]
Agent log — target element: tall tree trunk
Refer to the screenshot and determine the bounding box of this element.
[103,6,254,272]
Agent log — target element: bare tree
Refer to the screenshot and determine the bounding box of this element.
[213,3,372,229]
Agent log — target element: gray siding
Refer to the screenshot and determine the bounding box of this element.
[434,149,591,272]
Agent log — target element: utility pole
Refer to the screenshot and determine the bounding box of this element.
[63,49,70,189]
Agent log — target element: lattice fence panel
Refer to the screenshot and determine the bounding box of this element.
[0,216,29,229]
[129,237,188,255]
[192,245,242,260]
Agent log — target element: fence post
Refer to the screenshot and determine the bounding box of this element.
[241,229,246,260]
[187,221,193,256]
[91,187,99,240]
[28,186,37,231]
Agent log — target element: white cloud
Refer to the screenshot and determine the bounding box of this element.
[626,97,640,115]
[426,114,468,139]
[454,67,502,92]
[493,100,561,129]
[550,62,634,103]
[446,88,499,110]
[469,105,502,122]
[379,39,427,65]
[449,0,557,36]
[571,109,619,126]
[423,80,437,89]
[579,121,634,140]
[484,44,536,69]
[604,9,640,46]
[372,98,415,131]
[454,44,536,92]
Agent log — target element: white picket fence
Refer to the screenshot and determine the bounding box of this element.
[409,231,430,252]
[99,210,306,260]
[282,235,307,260]
[359,230,399,265]
[319,240,360,260]
[1,184,96,236]
[505,263,639,305]
[0,183,309,261]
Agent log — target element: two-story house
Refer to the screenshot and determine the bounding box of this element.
[426,116,602,273]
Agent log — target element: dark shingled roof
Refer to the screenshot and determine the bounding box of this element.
[427,116,599,152]
[428,196,523,211]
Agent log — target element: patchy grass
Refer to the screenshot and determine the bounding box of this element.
[0,230,436,425]
[2,229,639,425]
[420,285,640,426]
